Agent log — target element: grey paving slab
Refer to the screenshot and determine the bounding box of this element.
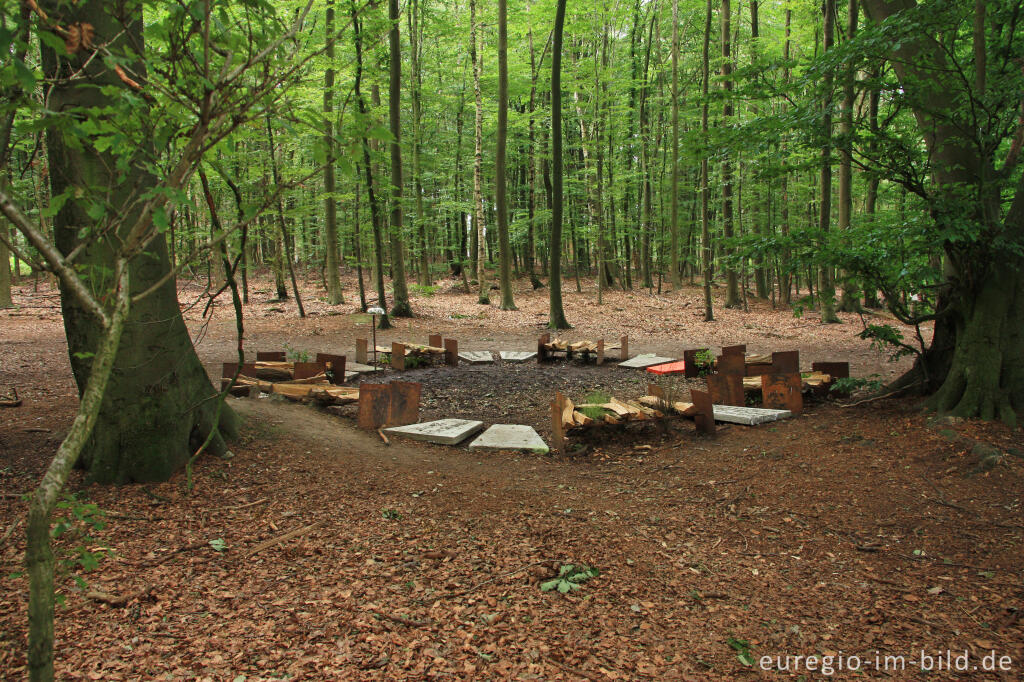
[469,424,549,454]
[499,351,537,362]
[712,405,793,425]
[459,351,495,364]
[384,418,484,445]
[347,361,382,373]
[618,354,676,369]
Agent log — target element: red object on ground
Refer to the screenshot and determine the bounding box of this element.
[646,360,687,375]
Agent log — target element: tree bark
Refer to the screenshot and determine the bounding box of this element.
[818,0,840,323]
[40,1,236,483]
[496,0,516,309]
[388,0,413,317]
[720,0,740,307]
[323,0,344,305]
[548,0,571,328]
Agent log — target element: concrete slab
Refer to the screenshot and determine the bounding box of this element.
[384,418,484,445]
[712,405,792,425]
[347,361,382,373]
[499,351,537,362]
[469,424,549,453]
[619,354,676,369]
[459,351,495,364]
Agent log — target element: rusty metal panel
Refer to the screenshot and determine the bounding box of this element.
[538,333,551,361]
[256,351,286,362]
[315,354,347,384]
[762,373,803,414]
[293,361,326,380]
[391,342,406,371]
[620,335,629,361]
[388,381,421,426]
[356,338,368,365]
[811,361,849,380]
[691,389,715,435]
[222,362,258,379]
[707,374,744,407]
[550,392,568,453]
[716,353,746,376]
[597,339,606,365]
[444,338,459,366]
[745,362,774,377]
[683,348,709,378]
[721,344,746,357]
[357,384,390,429]
[428,334,442,348]
[771,350,800,374]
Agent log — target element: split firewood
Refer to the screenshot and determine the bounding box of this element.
[560,396,576,427]
[638,395,697,416]
[253,361,293,382]
[377,428,390,445]
[572,410,593,426]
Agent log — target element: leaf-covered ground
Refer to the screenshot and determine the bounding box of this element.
[1,273,1021,680]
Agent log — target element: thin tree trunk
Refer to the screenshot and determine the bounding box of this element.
[721,0,740,307]
[702,0,714,321]
[819,0,840,323]
[548,0,571,328]
[388,0,413,317]
[323,0,343,304]
[837,0,859,312]
[471,0,489,305]
[265,115,305,317]
[496,0,516,309]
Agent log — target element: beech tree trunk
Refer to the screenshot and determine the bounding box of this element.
[861,0,1024,423]
[41,1,235,483]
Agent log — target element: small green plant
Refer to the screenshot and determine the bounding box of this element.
[47,493,110,593]
[409,283,439,298]
[381,508,402,520]
[726,637,755,667]
[580,390,612,420]
[831,375,884,395]
[283,342,310,363]
[540,563,600,594]
[208,538,228,552]
[694,349,714,376]
[403,354,427,369]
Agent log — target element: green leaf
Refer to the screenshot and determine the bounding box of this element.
[209,538,228,552]
[13,60,35,91]
[540,579,559,592]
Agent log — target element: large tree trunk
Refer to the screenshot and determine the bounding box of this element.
[42,1,235,483]
[861,0,1024,423]
[323,0,344,305]
[496,0,516,310]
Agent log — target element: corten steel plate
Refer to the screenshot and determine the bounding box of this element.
[444,338,459,366]
[683,348,709,378]
[357,382,422,429]
[256,351,286,362]
[811,361,849,379]
[716,353,746,376]
[222,362,258,379]
[691,389,715,435]
[391,342,406,371]
[721,344,747,357]
[293,361,326,380]
[707,373,745,407]
[315,354,347,385]
[429,334,443,348]
[771,350,800,374]
[762,373,803,414]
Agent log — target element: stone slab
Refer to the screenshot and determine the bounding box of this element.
[499,351,537,362]
[347,361,381,373]
[619,354,676,369]
[459,351,495,364]
[712,404,792,425]
[469,424,549,453]
[384,418,484,445]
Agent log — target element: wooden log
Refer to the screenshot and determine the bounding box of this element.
[572,410,593,426]
[561,395,576,428]
[638,395,696,416]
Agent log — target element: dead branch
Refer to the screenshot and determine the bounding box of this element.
[243,520,324,558]
[86,584,153,607]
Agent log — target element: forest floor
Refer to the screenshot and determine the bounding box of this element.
[1,271,1022,680]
